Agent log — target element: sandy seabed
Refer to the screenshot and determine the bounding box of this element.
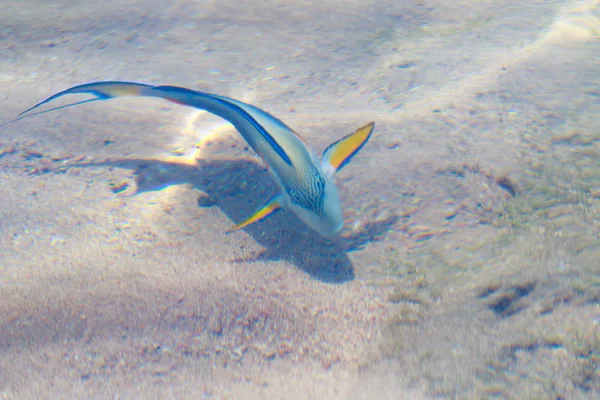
[1,0,600,398]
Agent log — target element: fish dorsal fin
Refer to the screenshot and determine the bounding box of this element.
[321,122,375,177]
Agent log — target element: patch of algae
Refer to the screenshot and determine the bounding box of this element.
[565,324,600,392]
[495,123,600,252]
[358,10,497,56]
[358,247,442,364]
[371,225,600,397]
[475,311,600,398]
[368,110,600,396]
[416,16,496,38]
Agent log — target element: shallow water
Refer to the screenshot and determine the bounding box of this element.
[1,0,599,398]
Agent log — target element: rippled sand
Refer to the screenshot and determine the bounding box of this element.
[1,0,599,398]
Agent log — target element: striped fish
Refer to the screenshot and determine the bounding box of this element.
[15,81,374,236]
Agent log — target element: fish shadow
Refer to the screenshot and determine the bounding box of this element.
[70,156,397,284]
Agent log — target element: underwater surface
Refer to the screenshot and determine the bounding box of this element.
[0,0,599,398]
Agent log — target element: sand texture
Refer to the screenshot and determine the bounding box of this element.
[1,0,600,398]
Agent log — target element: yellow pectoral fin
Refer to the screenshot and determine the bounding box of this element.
[322,121,375,174]
[227,195,283,233]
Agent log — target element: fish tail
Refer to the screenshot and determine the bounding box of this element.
[18,81,154,117]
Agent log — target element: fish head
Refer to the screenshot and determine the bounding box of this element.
[285,171,343,237]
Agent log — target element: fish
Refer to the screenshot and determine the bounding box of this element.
[13,81,375,236]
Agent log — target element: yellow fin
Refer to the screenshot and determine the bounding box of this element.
[321,122,375,174]
[227,195,283,233]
